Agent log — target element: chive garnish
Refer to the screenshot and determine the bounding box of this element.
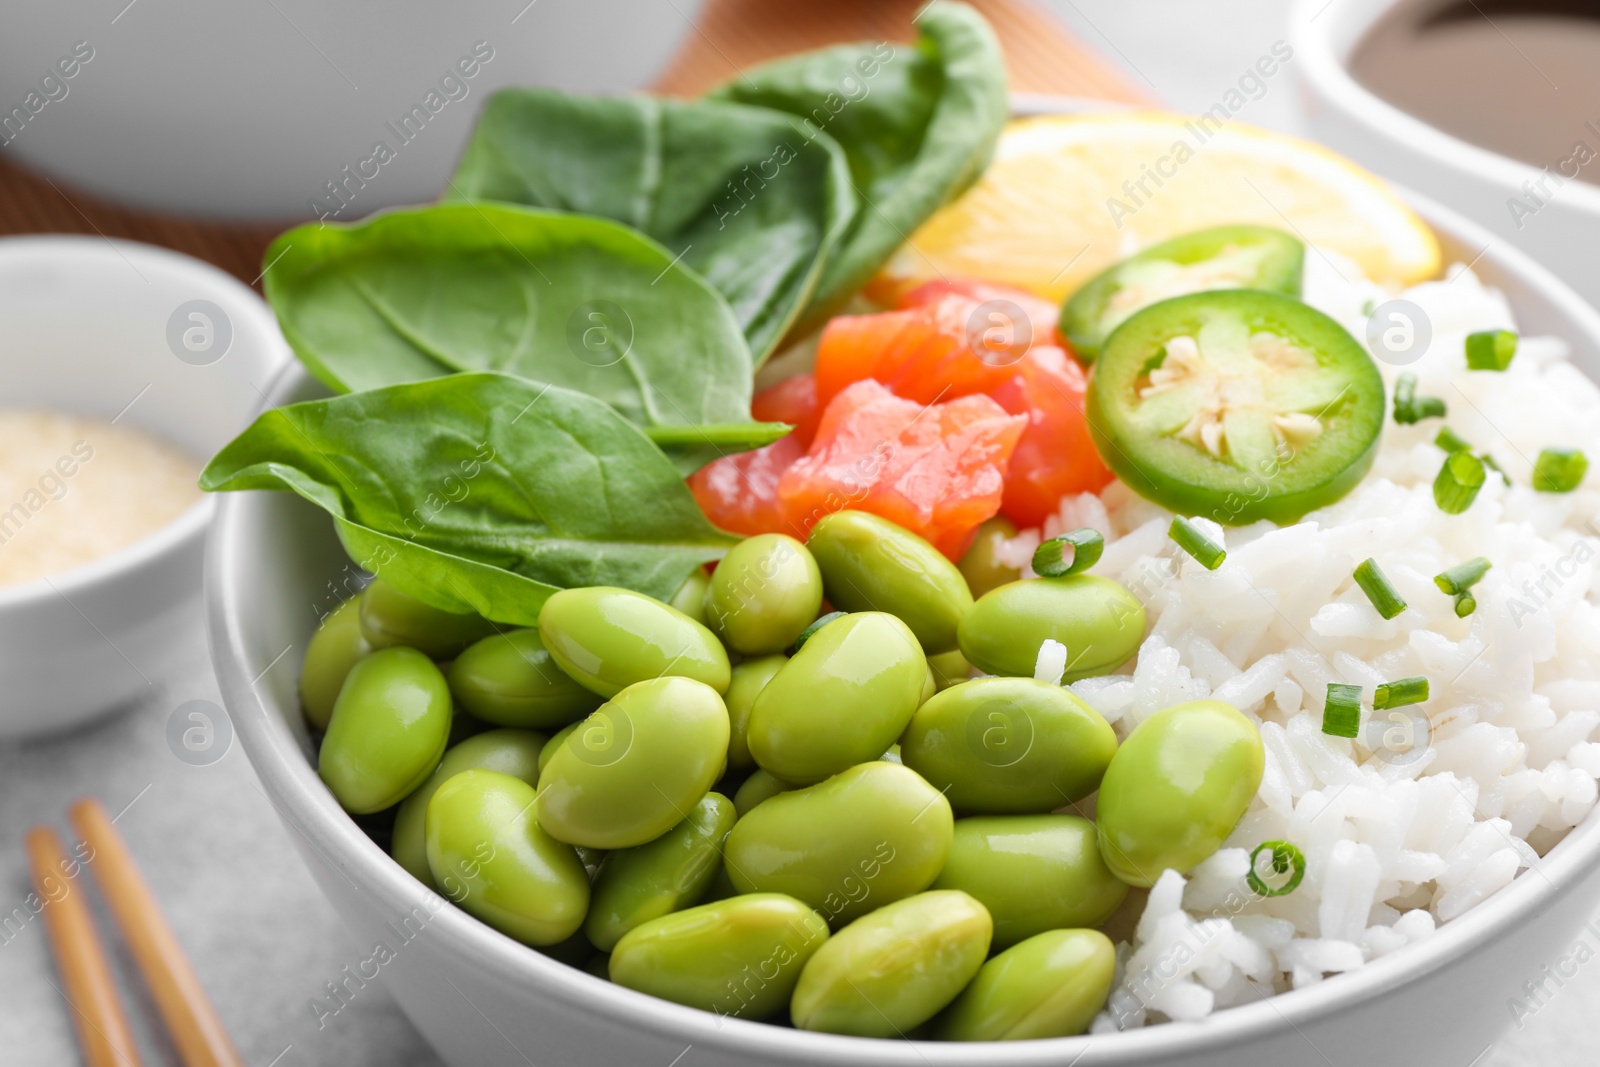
[1169,516,1226,570]
[1353,558,1407,620]
[1435,426,1471,453]
[1454,592,1477,618]
[1434,451,1486,514]
[1248,840,1308,897]
[1533,448,1588,493]
[1373,676,1429,710]
[794,611,846,651]
[1393,372,1446,425]
[1465,329,1518,371]
[1322,683,1363,738]
[1482,453,1511,486]
[1032,528,1105,578]
[1435,557,1492,596]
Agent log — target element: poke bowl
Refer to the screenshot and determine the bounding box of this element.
[205,6,1600,1064]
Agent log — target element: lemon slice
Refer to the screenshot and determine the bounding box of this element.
[871,112,1441,304]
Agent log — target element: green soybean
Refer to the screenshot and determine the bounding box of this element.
[958,516,1022,598]
[447,629,602,729]
[538,586,731,698]
[791,890,992,1037]
[724,761,953,926]
[539,721,579,778]
[585,793,737,952]
[610,894,830,1020]
[901,677,1117,812]
[669,568,712,626]
[936,929,1115,1040]
[932,816,1126,948]
[747,612,926,784]
[1097,699,1265,887]
[723,655,787,773]
[358,578,495,658]
[732,769,798,816]
[806,511,973,654]
[705,534,824,655]
[424,769,589,946]
[958,575,1145,681]
[392,728,547,888]
[319,647,452,814]
[537,676,729,849]
[927,649,973,692]
[299,597,370,731]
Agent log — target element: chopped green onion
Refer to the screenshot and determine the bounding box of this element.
[1322,683,1363,738]
[1032,528,1105,577]
[1353,558,1407,620]
[1465,329,1518,371]
[1373,676,1430,710]
[1393,372,1447,425]
[1435,557,1492,596]
[1533,448,1588,493]
[1435,426,1472,453]
[1454,592,1477,618]
[1434,451,1486,514]
[1248,840,1308,897]
[794,611,846,651]
[1481,453,1511,486]
[1169,516,1226,570]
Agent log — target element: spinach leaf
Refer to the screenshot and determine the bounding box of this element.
[200,372,739,625]
[447,91,856,363]
[260,202,756,461]
[710,1,1007,327]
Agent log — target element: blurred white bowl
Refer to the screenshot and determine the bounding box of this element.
[0,235,289,737]
[0,0,704,221]
[1292,0,1600,309]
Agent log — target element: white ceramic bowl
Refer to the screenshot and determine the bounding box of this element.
[207,183,1600,1065]
[0,235,289,738]
[1292,0,1600,310]
[0,0,703,221]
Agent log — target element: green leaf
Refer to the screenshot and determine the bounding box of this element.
[199,372,739,624]
[260,202,755,467]
[709,0,1008,327]
[447,91,856,363]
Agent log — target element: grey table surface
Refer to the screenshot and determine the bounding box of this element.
[0,2,1593,1065]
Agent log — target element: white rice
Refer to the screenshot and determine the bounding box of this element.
[1005,251,1600,1029]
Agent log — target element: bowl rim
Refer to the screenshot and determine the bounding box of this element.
[0,233,287,610]
[1289,0,1600,213]
[208,125,1600,1064]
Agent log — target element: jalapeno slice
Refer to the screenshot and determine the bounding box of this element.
[1086,289,1383,526]
[1061,226,1303,363]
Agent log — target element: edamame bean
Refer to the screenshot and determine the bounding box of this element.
[901,678,1117,812]
[724,762,953,926]
[724,655,786,772]
[936,929,1115,1041]
[539,721,578,778]
[747,613,926,784]
[732,768,797,817]
[425,770,589,945]
[447,629,602,729]
[705,534,823,655]
[319,647,452,814]
[958,516,1021,598]
[610,894,829,1020]
[957,576,1145,681]
[806,511,973,654]
[927,649,972,692]
[538,677,729,849]
[585,793,737,951]
[669,568,712,626]
[538,587,731,698]
[391,729,547,888]
[1096,699,1264,887]
[932,816,1126,948]
[790,890,991,1037]
[358,578,495,658]
[299,597,370,731]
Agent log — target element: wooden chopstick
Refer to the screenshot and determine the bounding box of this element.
[24,824,144,1067]
[68,798,245,1067]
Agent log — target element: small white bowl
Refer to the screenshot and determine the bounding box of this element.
[0,235,290,738]
[1292,0,1600,310]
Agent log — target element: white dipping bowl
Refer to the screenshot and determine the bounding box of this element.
[0,236,289,738]
[1292,0,1600,311]
[207,181,1600,1065]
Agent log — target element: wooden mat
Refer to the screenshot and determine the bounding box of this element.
[0,0,1150,288]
